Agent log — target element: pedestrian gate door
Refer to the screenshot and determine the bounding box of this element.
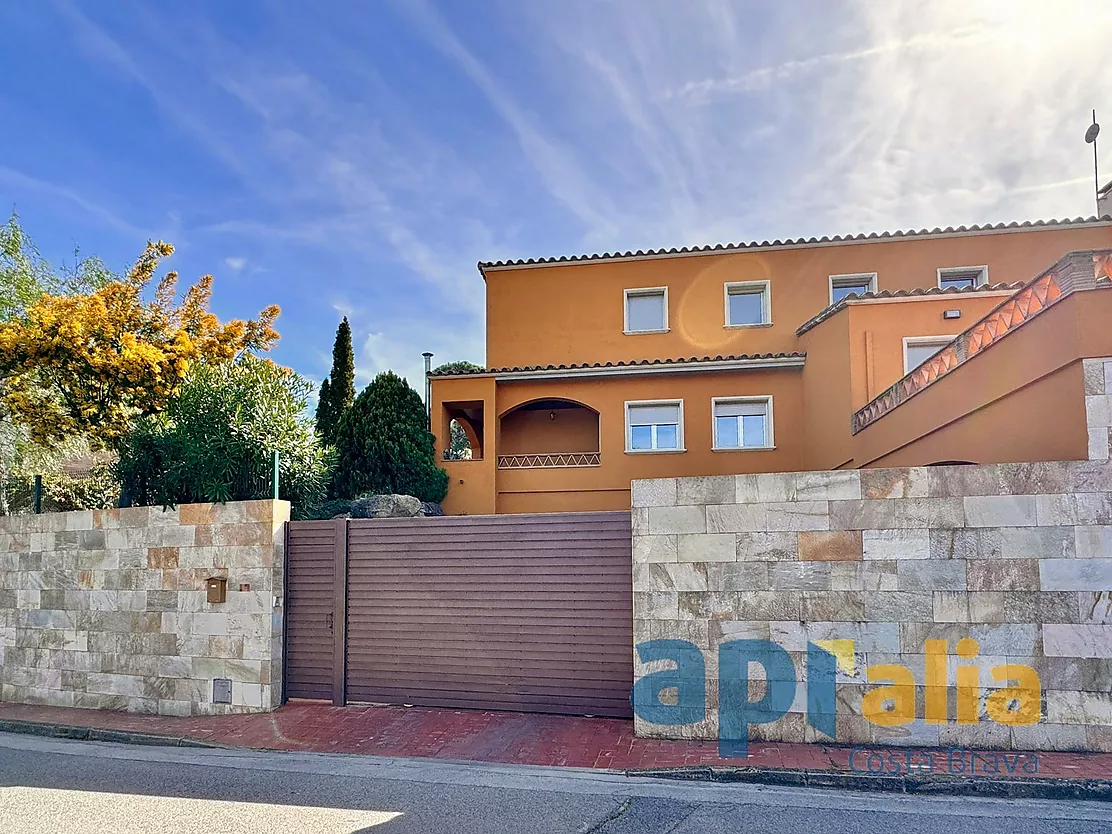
[284,512,633,717]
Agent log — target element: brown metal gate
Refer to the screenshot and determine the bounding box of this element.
[283,520,340,700]
[284,511,633,717]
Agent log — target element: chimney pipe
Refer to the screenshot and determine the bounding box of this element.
[422,352,434,429]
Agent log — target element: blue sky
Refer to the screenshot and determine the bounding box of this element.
[2,1,1110,390]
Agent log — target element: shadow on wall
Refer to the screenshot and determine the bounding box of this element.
[498,398,600,456]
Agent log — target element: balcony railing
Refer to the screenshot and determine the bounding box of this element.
[851,249,1112,434]
[497,452,601,469]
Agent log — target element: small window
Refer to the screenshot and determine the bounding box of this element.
[626,401,683,452]
[829,273,877,304]
[904,336,956,374]
[713,397,772,450]
[624,288,668,333]
[724,281,771,327]
[938,266,988,290]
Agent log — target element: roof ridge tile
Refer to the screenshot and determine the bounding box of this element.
[428,352,807,377]
[476,216,1111,270]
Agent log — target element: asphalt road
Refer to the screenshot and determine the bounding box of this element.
[0,732,1108,833]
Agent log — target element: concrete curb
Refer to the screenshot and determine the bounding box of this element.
[4,717,1110,802]
[627,765,1112,802]
[0,719,224,750]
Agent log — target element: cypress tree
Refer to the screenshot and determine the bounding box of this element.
[330,317,356,422]
[333,371,448,502]
[314,377,333,440]
[315,317,356,445]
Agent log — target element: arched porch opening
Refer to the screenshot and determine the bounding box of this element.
[442,402,484,460]
[497,398,600,469]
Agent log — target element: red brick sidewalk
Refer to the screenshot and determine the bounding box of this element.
[2,701,1111,780]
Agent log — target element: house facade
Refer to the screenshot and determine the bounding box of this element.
[430,217,1112,515]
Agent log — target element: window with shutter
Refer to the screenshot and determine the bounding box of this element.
[712,398,772,449]
[626,401,683,451]
[624,288,668,333]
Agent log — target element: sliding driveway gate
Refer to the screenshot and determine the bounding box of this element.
[284,512,633,717]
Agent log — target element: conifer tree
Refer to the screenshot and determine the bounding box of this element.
[315,317,355,444]
[333,371,448,502]
[315,377,333,440]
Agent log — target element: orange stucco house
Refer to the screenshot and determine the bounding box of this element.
[429,216,1112,515]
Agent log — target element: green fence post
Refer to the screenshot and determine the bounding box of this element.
[33,474,42,514]
[272,450,280,500]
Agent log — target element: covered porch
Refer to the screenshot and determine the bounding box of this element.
[496,398,601,470]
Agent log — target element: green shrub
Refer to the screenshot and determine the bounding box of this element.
[44,461,119,511]
[333,371,447,502]
[431,360,482,375]
[115,356,332,518]
[0,463,119,514]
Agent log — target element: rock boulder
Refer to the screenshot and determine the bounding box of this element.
[349,494,424,518]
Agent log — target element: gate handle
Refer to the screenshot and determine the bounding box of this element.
[326,612,333,633]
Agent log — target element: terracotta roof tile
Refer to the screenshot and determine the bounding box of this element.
[478,216,1112,271]
[428,352,806,377]
[794,282,1025,337]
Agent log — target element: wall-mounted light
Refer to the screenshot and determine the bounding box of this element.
[943,309,962,320]
[549,410,557,420]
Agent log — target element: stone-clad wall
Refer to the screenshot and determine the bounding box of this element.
[632,460,1112,752]
[1085,357,1112,461]
[0,500,289,716]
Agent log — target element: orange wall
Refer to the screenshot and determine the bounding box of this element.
[795,292,1020,470]
[868,363,1086,467]
[432,376,497,515]
[485,224,1112,369]
[800,309,855,471]
[498,489,631,514]
[798,293,1020,471]
[433,228,1112,514]
[441,459,496,516]
[852,290,1112,467]
[845,294,1013,406]
[493,369,804,511]
[433,288,1112,513]
[499,406,600,454]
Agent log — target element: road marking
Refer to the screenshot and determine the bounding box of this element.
[1,786,402,834]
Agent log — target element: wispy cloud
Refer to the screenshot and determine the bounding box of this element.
[395,0,621,239]
[509,0,1112,246]
[359,326,485,393]
[50,1,495,383]
[665,25,996,103]
[53,0,256,182]
[0,165,146,238]
[15,0,1111,393]
[779,1,1112,232]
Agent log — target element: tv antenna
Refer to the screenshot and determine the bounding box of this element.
[1085,110,1101,215]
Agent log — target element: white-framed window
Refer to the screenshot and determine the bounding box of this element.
[829,272,877,305]
[724,281,771,327]
[625,400,684,452]
[712,397,773,450]
[624,287,668,334]
[903,336,957,374]
[937,266,988,290]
